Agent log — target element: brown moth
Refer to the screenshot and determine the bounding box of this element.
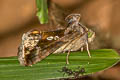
[18,14,95,66]
[18,29,76,66]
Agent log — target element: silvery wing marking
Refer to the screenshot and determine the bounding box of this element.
[36,31,82,63]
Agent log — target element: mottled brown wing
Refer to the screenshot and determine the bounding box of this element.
[18,29,78,66]
[54,31,88,53]
[19,30,80,66]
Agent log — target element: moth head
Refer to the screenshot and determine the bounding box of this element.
[88,29,95,43]
[22,30,41,50]
[65,14,81,24]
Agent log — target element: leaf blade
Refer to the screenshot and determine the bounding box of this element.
[0,49,119,80]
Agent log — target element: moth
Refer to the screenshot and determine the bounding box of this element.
[18,14,95,66]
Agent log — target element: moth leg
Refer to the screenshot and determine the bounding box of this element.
[66,43,76,64]
[66,50,71,64]
[64,40,75,64]
[86,42,91,58]
[81,47,84,52]
[65,36,81,64]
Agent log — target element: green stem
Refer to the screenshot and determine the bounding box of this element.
[36,0,48,24]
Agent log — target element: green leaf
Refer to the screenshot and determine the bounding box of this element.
[0,49,119,80]
[36,0,48,24]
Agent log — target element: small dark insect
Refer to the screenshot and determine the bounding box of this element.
[58,66,73,76]
[73,66,86,78]
[58,66,86,78]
